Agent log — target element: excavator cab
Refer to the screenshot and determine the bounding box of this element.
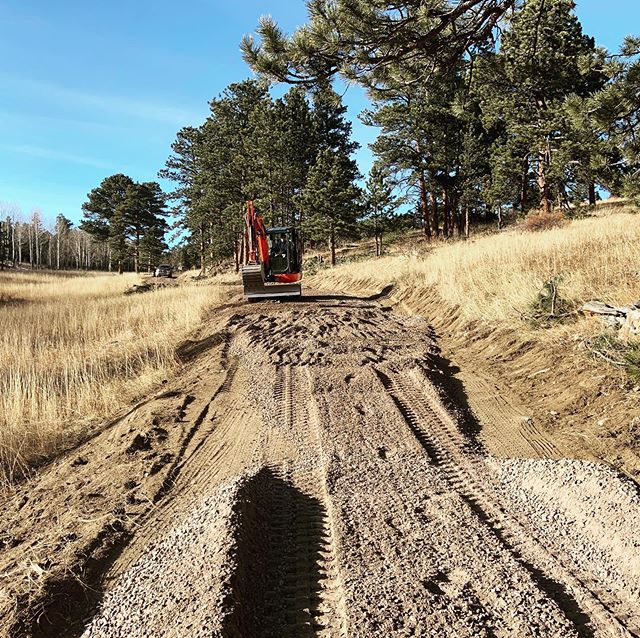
[267,228,302,277]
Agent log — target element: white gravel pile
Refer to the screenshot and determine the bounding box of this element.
[491,457,640,606]
[83,477,245,638]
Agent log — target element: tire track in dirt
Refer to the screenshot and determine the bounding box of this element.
[376,366,638,638]
[460,373,562,459]
[222,364,347,638]
[223,464,344,638]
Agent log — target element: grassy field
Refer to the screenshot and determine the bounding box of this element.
[0,270,222,484]
[317,208,640,324]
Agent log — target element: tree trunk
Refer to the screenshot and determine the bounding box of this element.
[429,192,439,237]
[17,226,22,265]
[418,171,432,238]
[464,206,470,239]
[443,190,450,238]
[375,233,382,257]
[330,228,336,267]
[134,231,140,274]
[538,150,552,214]
[520,156,529,211]
[453,195,463,236]
[588,181,597,207]
[199,225,206,274]
[233,234,240,273]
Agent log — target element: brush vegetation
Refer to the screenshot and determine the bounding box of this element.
[0,271,221,484]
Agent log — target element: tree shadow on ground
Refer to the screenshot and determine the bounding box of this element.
[293,284,394,304]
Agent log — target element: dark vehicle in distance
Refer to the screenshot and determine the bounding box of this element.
[154,264,173,278]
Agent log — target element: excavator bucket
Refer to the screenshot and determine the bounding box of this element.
[242,264,302,300]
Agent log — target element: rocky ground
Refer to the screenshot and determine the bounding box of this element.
[1,287,639,637]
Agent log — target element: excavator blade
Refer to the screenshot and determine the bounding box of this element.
[242,264,301,300]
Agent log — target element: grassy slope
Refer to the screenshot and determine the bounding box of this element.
[0,270,223,483]
[317,210,640,321]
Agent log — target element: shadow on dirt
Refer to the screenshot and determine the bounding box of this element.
[176,330,228,362]
[297,284,394,304]
[423,348,484,447]
[12,524,131,638]
[222,467,330,638]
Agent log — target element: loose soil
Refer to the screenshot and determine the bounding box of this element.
[1,284,639,638]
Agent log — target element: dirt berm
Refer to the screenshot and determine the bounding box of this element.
[1,287,639,637]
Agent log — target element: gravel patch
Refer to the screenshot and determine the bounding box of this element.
[491,457,640,607]
[83,475,247,638]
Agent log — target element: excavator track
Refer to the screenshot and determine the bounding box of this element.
[242,264,302,300]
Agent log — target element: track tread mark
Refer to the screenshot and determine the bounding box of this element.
[375,367,636,638]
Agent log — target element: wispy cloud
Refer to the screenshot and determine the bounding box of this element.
[0,73,203,126]
[1,144,113,169]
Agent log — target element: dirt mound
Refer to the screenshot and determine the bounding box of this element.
[84,475,241,638]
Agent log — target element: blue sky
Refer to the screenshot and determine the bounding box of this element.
[0,0,638,227]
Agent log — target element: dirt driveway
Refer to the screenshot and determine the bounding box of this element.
[1,289,639,637]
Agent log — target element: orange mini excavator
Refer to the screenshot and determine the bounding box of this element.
[241,200,303,300]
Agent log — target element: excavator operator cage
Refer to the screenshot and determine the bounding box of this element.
[267,227,302,277]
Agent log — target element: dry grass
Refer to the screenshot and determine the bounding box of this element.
[0,270,223,483]
[315,208,640,323]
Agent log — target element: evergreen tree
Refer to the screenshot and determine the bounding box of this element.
[297,148,361,266]
[81,174,167,273]
[483,0,606,213]
[140,223,169,272]
[125,181,168,273]
[364,63,465,238]
[586,37,640,203]
[362,164,398,256]
[81,174,134,272]
[161,81,362,272]
[242,1,514,86]
[202,80,271,268]
[159,126,210,271]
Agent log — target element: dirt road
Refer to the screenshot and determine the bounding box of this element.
[2,289,639,637]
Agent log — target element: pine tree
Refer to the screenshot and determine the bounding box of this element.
[125,182,167,273]
[297,148,361,266]
[242,1,514,86]
[82,174,134,272]
[140,223,169,272]
[159,126,210,271]
[362,164,398,256]
[586,37,640,203]
[364,63,465,238]
[484,0,606,213]
[81,174,167,273]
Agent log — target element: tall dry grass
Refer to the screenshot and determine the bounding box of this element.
[0,270,222,483]
[315,209,640,322]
